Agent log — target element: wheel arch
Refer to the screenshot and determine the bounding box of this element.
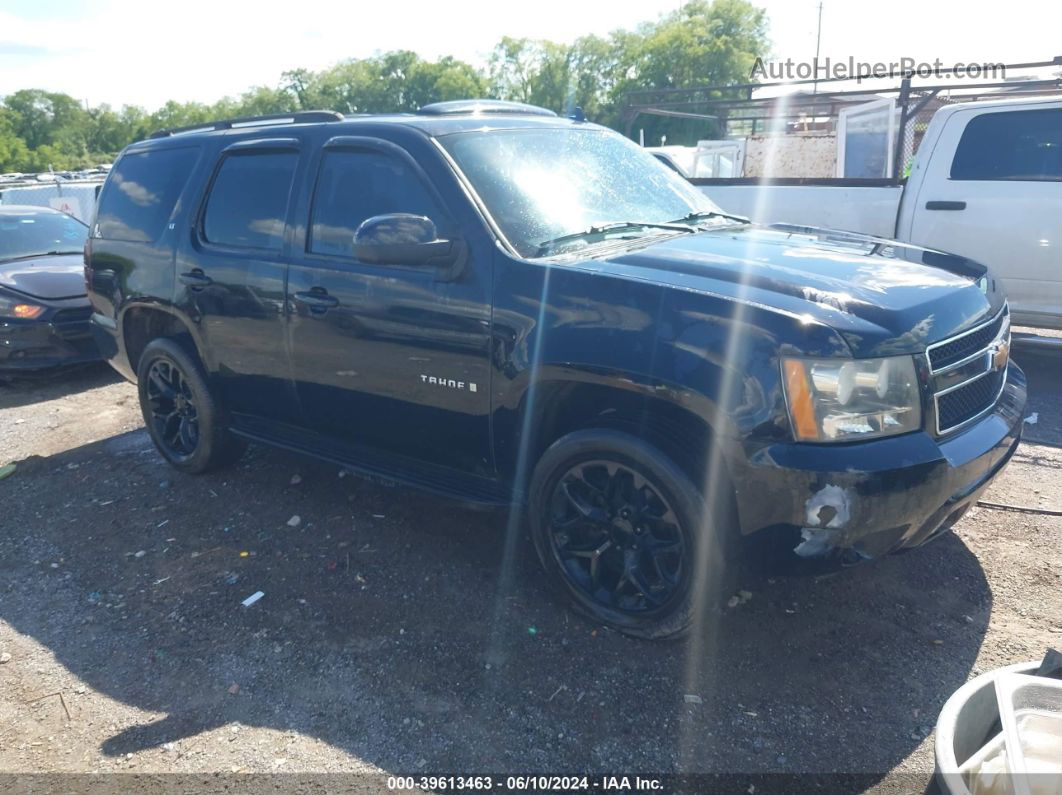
[500,366,736,501]
[119,302,207,379]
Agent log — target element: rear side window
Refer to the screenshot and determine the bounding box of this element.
[96,147,198,242]
[310,149,445,257]
[203,151,297,249]
[951,108,1062,181]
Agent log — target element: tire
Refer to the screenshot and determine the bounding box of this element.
[528,429,736,640]
[136,338,246,474]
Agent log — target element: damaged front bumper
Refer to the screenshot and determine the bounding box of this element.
[730,362,1027,565]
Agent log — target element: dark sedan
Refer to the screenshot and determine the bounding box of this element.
[0,205,98,372]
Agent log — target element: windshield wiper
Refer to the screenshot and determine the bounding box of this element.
[0,249,83,264]
[536,221,695,257]
[670,210,749,226]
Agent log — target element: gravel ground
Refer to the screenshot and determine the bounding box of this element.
[0,348,1059,792]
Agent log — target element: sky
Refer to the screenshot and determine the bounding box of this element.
[0,0,1060,110]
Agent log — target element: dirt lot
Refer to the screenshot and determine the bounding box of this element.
[0,348,1059,792]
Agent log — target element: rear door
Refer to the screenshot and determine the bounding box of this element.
[285,135,494,475]
[907,105,1062,328]
[176,138,302,423]
[90,144,201,323]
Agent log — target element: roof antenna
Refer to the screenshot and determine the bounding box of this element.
[569,106,586,122]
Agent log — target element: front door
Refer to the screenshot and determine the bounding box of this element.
[285,137,493,475]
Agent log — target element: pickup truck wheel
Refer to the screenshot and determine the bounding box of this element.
[529,429,733,640]
[136,338,246,474]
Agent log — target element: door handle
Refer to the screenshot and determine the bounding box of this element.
[178,269,213,288]
[293,289,339,310]
[925,200,966,211]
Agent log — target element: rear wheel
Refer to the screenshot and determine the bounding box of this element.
[136,338,246,474]
[528,429,734,640]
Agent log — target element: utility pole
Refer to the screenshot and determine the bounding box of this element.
[813,2,823,94]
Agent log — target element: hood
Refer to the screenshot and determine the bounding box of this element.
[598,224,1004,358]
[0,253,87,301]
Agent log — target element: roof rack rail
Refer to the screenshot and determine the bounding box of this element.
[416,99,557,117]
[149,110,344,139]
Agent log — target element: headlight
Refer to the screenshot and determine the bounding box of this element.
[782,355,921,442]
[0,291,44,319]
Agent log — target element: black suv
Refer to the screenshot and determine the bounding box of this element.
[87,100,1026,639]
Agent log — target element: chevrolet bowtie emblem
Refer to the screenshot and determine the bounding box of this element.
[990,338,1010,371]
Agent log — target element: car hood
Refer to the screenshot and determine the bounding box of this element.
[597,223,1005,358]
[0,253,87,301]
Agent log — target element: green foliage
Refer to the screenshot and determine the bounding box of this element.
[619,0,769,144]
[288,51,488,113]
[0,0,768,171]
[488,35,618,120]
[487,0,768,144]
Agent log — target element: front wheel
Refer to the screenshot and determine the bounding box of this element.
[528,429,735,640]
[136,338,246,474]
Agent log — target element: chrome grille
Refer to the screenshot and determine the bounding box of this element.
[926,304,1010,435]
[927,311,1006,371]
[937,368,1006,431]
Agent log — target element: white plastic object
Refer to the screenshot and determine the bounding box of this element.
[957,732,1008,795]
[936,661,1038,795]
[995,673,1062,795]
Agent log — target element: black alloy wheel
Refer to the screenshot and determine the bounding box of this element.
[529,428,736,640]
[546,459,687,615]
[136,337,246,474]
[145,358,200,460]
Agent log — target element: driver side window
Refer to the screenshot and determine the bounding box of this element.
[309,149,445,257]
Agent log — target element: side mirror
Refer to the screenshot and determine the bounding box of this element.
[353,213,460,267]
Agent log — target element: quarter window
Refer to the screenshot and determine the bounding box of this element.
[310,149,444,257]
[950,109,1062,181]
[96,147,199,242]
[203,151,297,249]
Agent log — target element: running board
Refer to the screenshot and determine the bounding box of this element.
[230,416,517,506]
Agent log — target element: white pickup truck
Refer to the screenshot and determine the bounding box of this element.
[696,96,1062,330]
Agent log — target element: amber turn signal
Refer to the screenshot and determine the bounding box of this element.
[783,359,820,441]
[12,304,45,319]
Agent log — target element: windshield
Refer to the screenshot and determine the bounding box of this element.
[439,127,727,258]
[0,211,87,262]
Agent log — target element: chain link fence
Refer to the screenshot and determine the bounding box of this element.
[0,179,104,224]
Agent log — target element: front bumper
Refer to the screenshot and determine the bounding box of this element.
[731,362,1027,562]
[0,307,100,371]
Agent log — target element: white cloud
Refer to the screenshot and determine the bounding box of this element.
[1,0,1059,110]
[0,0,685,109]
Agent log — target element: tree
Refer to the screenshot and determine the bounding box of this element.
[282,68,316,110]
[489,35,616,119]
[235,85,300,116]
[3,89,89,151]
[489,37,539,103]
[0,1,771,166]
[148,100,213,132]
[301,51,487,114]
[0,109,31,172]
[488,1,768,142]
[618,0,768,142]
[625,0,768,91]
[403,55,486,110]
